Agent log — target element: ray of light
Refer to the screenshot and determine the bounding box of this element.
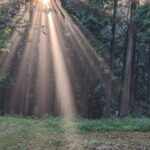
[10,2,42,114]
[54,0,112,97]
[47,4,82,148]
[35,7,55,115]
[48,12,76,119]
[42,0,49,5]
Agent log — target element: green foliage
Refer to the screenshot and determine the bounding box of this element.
[134,4,150,44]
[63,0,150,117]
[131,4,150,116]
[42,117,64,133]
[0,0,25,53]
[63,0,112,58]
[0,71,14,88]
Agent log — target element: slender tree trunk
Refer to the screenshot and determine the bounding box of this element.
[129,27,137,114]
[119,26,129,115]
[130,51,139,115]
[120,0,137,117]
[147,45,150,103]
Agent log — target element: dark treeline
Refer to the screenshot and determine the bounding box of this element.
[0,0,150,118]
[62,0,150,118]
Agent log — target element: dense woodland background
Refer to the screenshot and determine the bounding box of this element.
[0,0,150,118]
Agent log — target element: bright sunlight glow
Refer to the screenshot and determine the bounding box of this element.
[42,0,49,5]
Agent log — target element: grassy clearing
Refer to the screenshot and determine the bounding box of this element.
[0,116,150,149]
[0,115,150,133]
[0,116,150,133]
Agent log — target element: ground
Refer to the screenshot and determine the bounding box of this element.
[0,116,150,150]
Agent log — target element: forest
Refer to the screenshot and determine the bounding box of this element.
[0,0,150,149]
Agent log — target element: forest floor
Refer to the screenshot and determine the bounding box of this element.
[0,116,150,150]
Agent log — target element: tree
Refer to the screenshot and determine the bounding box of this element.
[120,0,138,117]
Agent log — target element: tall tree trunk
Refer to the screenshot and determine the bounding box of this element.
[130,51,139,115]
[105,0,118,117]
[147,45,150,103]
[129,26,137,114]
[120,0,137,117]
[119,26,129,115]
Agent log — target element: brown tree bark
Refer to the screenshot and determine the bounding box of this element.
[147,45,150,103]
[120,0,137,117]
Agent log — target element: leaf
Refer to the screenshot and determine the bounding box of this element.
[4,27,12,35]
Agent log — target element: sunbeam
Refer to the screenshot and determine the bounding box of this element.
[47,4,83,149]
[10,2,42,114]
[42,0,49,5]
[48,13,76,119]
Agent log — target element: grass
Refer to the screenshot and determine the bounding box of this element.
[78,117,150,132]
[0,115,150,133]
[0,115,150,149]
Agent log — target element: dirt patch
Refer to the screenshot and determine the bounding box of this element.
[80,132,150,149]
[33,132,150,149]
